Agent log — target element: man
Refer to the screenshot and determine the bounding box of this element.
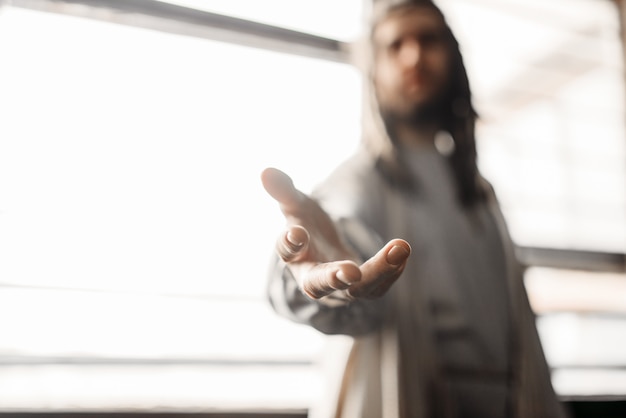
[262,1,566,417]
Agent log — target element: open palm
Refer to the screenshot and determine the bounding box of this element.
[261,167,411,301]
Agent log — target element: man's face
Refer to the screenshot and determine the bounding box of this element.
[373,6,452,120]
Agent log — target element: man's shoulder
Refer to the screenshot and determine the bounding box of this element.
[476,174,499,203]
[324,148,380,185]
[312,149,385,214]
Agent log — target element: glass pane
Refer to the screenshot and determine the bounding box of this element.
[0,5,359,410]
[439,0,626,253]
[527,267,626,397]
[0,7,362,299]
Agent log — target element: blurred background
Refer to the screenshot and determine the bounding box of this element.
[0,0,624,416]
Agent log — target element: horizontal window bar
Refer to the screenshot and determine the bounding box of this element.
[9,0,349,62]
[0,356,312,366]
[517,246,626,273]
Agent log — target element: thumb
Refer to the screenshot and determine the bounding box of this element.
[261,167,304,210]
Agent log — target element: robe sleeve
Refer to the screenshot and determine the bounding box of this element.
[266,217,388,336]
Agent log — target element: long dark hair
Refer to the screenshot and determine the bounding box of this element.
[361,1,486,207]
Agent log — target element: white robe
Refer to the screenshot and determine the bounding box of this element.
[267,147,567,418]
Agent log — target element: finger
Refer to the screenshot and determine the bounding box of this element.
[300,261,362,299]
[349,239,410,298]
[261,167,305,212]
[276,225,310,262]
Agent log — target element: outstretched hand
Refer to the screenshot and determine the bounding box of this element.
[261,167,411,301]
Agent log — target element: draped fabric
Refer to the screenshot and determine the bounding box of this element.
[267,148,567,418]
[267,2,566,415]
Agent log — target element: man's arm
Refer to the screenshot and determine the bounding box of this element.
[261,167,410,306]
[267,254,388,335]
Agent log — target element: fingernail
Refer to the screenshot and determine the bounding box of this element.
[287,231,303,247]
[387,245,409,265]
[336,270,350,285]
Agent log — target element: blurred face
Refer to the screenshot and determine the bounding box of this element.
[373,6,453,120]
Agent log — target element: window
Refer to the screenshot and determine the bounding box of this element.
[439,0,626,253]
[0,3,360,411]
[0,0,625,412]
[439,0,626,398]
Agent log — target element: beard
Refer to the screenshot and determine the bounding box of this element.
[378,91,448,134]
